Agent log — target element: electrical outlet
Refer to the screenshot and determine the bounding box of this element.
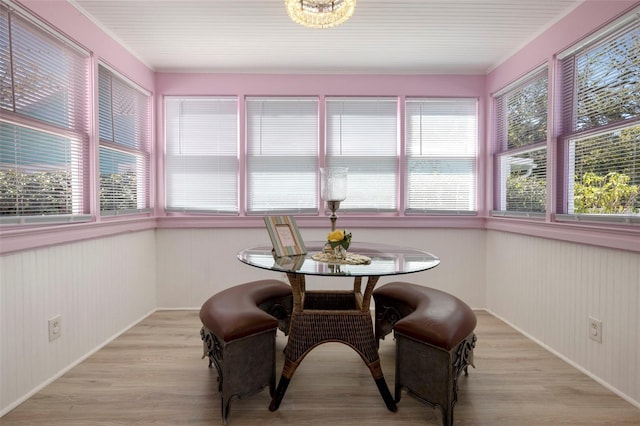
[588,316,602,343]
[48,315,62,341]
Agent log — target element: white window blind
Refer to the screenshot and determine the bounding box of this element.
[98,65,151,215]
[0,3,90,223]
[405,98,477,213]
[165,97,238,213]
[559,13,639,219]
[325,97,398,211]
[493,68,548,214]
[246,97,318,214]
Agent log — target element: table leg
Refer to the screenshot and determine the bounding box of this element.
[369,360,398,412]
[269,358,297,411]
[269,380,289,411]
[270,273,304,411]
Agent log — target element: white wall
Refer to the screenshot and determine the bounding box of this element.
[486,230,640,407]
[4,227,639,415]
[0,230,157,415]
[155,227,486,309]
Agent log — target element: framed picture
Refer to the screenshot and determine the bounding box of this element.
[273,253,307,271]
[264,216,307,257]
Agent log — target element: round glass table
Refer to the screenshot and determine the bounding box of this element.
[237,241,440,412]
[238,241,440,277]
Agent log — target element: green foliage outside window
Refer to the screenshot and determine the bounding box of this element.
[571,126,639,214]
[574,172,639,214]
[0,170,72,215]
[506,174,546,212]
[99,172,139,212]
[0,170,138,216]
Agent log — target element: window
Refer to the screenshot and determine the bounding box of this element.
[165,97,238,213]
[405,98,478,213]
[493,68,548,215]
[164,95,479,217]
[325,97,397,212]
[0,3,90,223]
[559,14,639,220]
[246,97,318,214]
[98,65,151,215]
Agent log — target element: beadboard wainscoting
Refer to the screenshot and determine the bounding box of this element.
[3,227,639,415]
[0,230,157,415]
[155,227,486,310]
[486,230,640,407]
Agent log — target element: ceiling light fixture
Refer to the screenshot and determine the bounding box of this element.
[285,0,356,29]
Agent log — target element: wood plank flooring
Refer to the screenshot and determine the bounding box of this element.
[2,310,639,425]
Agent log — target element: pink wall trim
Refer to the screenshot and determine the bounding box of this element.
[155,215,486,230]
[486,218,640,254]
[155,73,485,97]
[4,214,636,255]
[0,217,157,254]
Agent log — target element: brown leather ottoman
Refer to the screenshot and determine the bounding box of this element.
[373,281,477,426]
[199,279,292,425]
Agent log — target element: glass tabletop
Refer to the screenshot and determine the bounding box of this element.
[237,241,440,277]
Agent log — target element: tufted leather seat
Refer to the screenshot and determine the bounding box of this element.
[373,281,477,426]
[199,279,292,425]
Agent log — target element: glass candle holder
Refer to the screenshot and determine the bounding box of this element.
[320,167,348,231]
[320,167,348,202]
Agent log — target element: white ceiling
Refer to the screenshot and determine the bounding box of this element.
[70,0,582,75]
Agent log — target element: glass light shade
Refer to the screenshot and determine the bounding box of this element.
[320,167,348,201]
[285,0,356,29]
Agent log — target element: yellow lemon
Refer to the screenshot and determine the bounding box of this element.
[327,229,344,242]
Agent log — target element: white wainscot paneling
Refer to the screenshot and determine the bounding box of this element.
[155,227,485,310]
[485,230,640,408]
[0,230,157,415]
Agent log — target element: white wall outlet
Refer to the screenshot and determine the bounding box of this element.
[588,316,602,343]
[48,315,62,341]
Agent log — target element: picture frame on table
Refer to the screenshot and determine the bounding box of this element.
[264,216,307,257]
[273,253,307,271]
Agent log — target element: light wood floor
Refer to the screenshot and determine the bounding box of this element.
[2,310,639,425]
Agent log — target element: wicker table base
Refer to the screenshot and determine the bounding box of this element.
[269,274,397,412]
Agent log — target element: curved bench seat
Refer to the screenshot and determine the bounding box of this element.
[200,279,292,341]
[373,281,477,426]
[373,282,476,350]
[199,279,292,425]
